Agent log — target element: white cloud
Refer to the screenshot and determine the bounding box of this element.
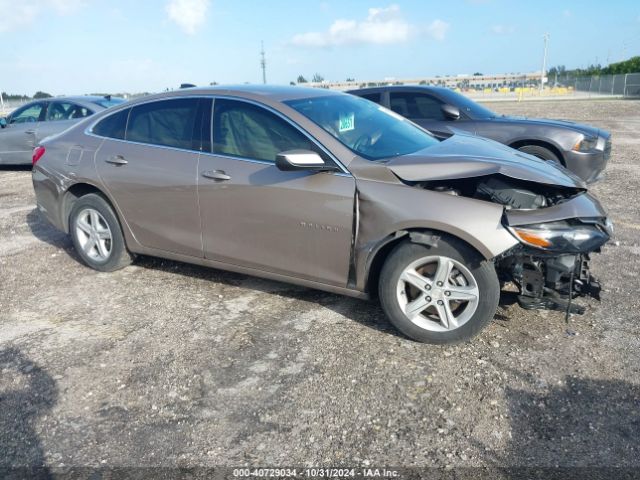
[291,5,419,47]
[165,0,210,35]
[491,24,515,35]
[0,0,84,33]
[425,19,450,41]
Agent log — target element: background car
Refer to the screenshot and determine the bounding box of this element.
[348,86,611,183]
[0,95,125,165]
[32,86,610,344]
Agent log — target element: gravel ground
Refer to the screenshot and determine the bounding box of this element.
[1,99,639,476]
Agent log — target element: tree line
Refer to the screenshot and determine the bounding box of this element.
[1,91,52,101]
[549,56,640,78]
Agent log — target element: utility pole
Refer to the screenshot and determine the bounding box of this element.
[540,33,549,93]
[260,41,267,85]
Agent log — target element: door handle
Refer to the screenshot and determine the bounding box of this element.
[105,155,128,166]
[25,130,35,135]
[202,170,231,181]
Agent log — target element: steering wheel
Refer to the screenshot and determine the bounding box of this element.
[353,134,372,151]
[15,116,38,124]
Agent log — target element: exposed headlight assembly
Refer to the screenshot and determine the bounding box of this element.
[572,136,599,152]
[509,221,610,253]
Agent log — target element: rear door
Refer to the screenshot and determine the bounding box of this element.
[0,102,45,164]
[94,98,207,257]
[198,98,355,287]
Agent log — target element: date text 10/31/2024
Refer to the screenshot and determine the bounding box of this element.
[232,467,400,478]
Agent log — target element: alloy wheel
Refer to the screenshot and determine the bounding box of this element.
[396,255,480,332]
[75,208,113,261]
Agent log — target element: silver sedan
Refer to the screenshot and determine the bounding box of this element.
[0,95,124,165]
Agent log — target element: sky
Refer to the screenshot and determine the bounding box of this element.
[0,0,638,95]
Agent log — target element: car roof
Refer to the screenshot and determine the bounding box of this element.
[123,85,343,106]
[348,85,451,95]
[23,95,125,109]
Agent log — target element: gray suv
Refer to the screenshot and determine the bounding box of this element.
[32,86,611,344]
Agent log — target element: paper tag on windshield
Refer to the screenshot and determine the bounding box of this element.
[339,113,355,132]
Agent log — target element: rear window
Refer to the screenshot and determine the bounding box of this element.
[92,108,130,140]
[91,98,126,109]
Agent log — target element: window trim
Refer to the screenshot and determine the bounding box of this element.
[86,94,350,175]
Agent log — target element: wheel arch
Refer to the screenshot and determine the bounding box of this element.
[62,183,120,234]
[363,227,487,297]
[509,139,565,165]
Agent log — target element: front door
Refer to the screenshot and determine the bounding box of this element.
[0,102,45,164]
[198,98,355,287]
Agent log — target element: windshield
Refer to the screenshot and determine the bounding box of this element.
[285,94,439,160]
[91,97,126,109]
[441,90,497,119]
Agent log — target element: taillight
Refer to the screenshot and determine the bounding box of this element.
[32,146,46,165]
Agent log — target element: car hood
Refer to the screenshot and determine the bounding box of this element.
[493,115,605,138]
[385,133,586,188]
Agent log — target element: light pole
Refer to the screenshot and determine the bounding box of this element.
[260,41,267,85]
[540,33,549,93]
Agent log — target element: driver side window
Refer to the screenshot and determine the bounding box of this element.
[212,99,317,163]
[389,92,445,121]
[10,103,44,124]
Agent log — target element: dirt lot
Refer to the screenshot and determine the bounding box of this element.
[1,99,639,476]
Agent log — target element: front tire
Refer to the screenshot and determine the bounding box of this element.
[69,193,133,272]
[378,238,499,344]
[517,144,560,163]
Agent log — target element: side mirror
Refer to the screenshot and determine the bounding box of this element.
[276,150,334,172]
[0,117,7,128]
[441,104,460,121]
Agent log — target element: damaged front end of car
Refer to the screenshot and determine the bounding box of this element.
[414,174,612,314]
[351,131,612,316]
[501,190,611,314]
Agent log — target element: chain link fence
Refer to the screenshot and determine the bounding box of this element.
[562,73,640,97]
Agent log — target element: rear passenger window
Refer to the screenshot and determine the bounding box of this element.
[126,98,199,150]
[47,102,93,121]
[212,99,316,162]
[389,92,445,120]
[92,108,130,140]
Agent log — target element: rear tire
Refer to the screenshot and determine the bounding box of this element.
[378,238,499,344]
[69,193,133,272]
[517,144,560,163]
